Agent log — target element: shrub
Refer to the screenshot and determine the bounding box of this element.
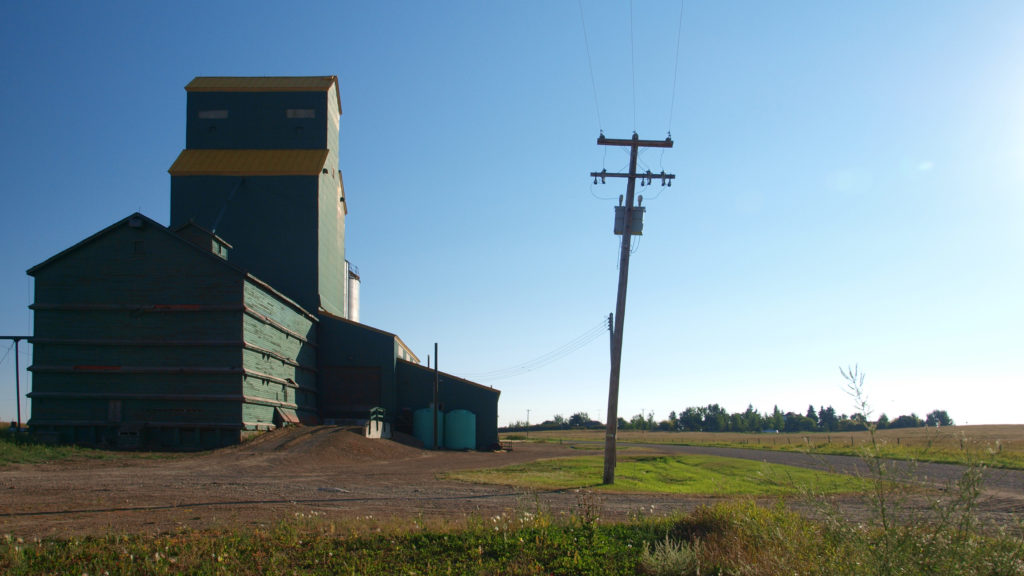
[640,534,700,576]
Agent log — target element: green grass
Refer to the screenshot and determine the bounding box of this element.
[510,427,1024,470]
[447,453,867,495]
[0,431,178,466]
[0,431,112,465]
[769,439,1024,470]
[621,437,1024,470]
[3,502,1020,575]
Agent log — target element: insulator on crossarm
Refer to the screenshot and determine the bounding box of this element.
[593,177,598,185]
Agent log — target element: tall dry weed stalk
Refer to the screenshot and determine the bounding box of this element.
[835,365,1023,575]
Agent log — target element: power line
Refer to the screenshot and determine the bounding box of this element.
[460,317,610,381]
[577,0,603,131]
[668,0,685,133]
[629,0,637,132]
[0,341,13,366]
[464,323,608,381]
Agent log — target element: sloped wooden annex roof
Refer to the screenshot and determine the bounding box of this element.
[317,309,421,365]
[168,149,329,176]
[186,76,341,115]
[396,358,499,396]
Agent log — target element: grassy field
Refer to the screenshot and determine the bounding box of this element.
[447,453,867,495]
[3,501,1020,575]
[505,424,1024,469]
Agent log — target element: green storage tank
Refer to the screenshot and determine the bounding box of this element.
[413,406,444,449]
[445,409,476,450]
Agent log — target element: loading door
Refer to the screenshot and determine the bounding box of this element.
[319,365,382,421]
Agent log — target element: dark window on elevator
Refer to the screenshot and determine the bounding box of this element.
[132,240,145,255]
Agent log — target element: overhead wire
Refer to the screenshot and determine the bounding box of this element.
[464,322,609,381]
[585,2,683,210]
[0,341,13,366]
[461,317,610,381]
[629,0,637,132]
[667,0,685,133]
[589,181,618,201]
[577,0,603,132]
[660,0,685,179]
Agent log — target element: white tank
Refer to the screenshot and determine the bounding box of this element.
[347,263,360,322]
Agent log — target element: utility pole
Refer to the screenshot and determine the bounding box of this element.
[2,336,31,431]
[591,132,674,484]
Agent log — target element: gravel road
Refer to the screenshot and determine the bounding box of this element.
[1,428,1020,539]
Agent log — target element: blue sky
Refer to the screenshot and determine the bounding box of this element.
[1,1,1021,426]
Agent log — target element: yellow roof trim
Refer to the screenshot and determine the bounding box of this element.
[186,76,342,114]
[186,76,337,92]
[168,149,329,176]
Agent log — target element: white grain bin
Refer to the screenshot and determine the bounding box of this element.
[346,261,360,322]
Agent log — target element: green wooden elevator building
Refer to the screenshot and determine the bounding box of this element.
[27,77,499,450]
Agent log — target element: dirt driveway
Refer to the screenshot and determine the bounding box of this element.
[2,427,1021,538]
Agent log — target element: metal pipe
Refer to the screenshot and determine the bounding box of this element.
[14,338,21,431]
[1,336,30,432]
[433,342,439,450]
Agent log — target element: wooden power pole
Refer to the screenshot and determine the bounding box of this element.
[1,336,31,431]
[591,132,674,484]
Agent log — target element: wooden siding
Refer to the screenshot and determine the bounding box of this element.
[396,360,500,450]
[170,175,321,315]
[32,219,242,307]
[185,90,328,151]
[32,308,240,344]
[26,214,313,448]
[173,83,345,319]
[242,280,318,422]
[317,168,346,317]
[243,281,316,342]
[317,315,405,421]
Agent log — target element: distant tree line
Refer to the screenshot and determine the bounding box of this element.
[501,406,953,433]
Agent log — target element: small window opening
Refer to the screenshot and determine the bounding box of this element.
[286,108,315,119]
[198,109,229,119]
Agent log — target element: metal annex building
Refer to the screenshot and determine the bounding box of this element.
[26,76,499,450]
